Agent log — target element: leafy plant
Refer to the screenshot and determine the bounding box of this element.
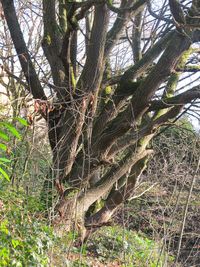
[86,226,174,267]
[53,226,174,267]
[0,115,54,266]
[0,186,55,267]
[0,117,27,181]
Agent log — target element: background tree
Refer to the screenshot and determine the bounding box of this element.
[1,0,200,239]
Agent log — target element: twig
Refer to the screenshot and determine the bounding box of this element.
[128,182,158,201]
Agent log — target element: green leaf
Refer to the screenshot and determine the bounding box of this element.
[0,220,9,235]
[0,158,11,163]
[14,117,29,126]
[11,239,20,248]
[0,167,10,181]
[0,130,9,141]
[0,122,21,140]
[0,143,7,151]
[0,162,10,169]
[0,247,9,258]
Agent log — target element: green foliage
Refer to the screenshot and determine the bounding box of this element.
[14,117,29,127]
[0,185,55,267]
[176,116,195,132]
[0,118,54,266]
[86,226,172,267]
[153,116,197,163]
[0,117,28,181]
[53,226,173,267]
[0,122,21,140]
[0,116,54,265]
[0,167,9,181]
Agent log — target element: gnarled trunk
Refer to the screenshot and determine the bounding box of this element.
[2,0,200,239]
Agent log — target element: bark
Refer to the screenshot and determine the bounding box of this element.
[92,31,174,139]
[50,3,110,188]
[78,3,109,93]
[94,32,191,156]
[57,138,153,221]
[86,155,149,227]
[132,11,143,63]
[42,0,65,93]
[149,85,200,111]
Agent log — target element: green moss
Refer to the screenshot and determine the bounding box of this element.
[44,34,51,45]
[138,135,152,148]
[186,64,200,70]
[154,48,193,120]
[165,72,179,98]
[178,47,193,69]
[70,65,76,91]
[117,80,142,96]
[105,86,112,95]
[59,0,67,33]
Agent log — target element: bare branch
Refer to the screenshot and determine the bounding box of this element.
[1,0,46,100]
[105,0,146,56]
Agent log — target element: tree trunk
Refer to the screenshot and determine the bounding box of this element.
[2,0,200,239]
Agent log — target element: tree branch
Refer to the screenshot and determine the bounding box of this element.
[78,3,109,93]
[149,85,200,111]
[1,0,46,100]
[108,105,183,158]
[78,146,153,213]
[105,0,146,56]
[106,0,146,14]
[92,31,174,140]
[86,154,150,227]
[95,32,190,156]
[42,0,65,95]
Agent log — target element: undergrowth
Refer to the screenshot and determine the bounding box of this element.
[0,117,175,266]
[0,182,55,267]
[0,183,174,267]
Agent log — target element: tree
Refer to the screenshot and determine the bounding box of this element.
[1,0,200,239]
